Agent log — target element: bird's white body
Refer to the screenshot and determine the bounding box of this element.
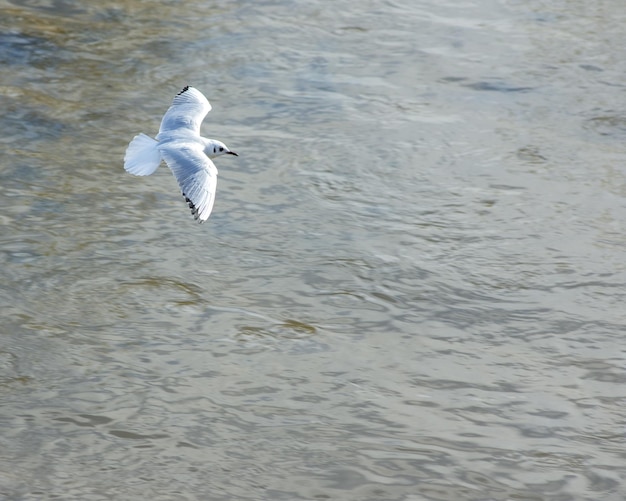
[124,86,237,222]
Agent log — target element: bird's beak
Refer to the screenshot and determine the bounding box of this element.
[228,151,239,156]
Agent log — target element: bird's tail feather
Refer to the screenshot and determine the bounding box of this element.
[124,133,161,176]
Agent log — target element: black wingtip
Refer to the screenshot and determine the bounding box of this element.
[178,85,191,95]
[184,195,204,223]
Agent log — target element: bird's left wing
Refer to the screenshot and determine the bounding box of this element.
[158,141,218,222]
[158,86,212,137]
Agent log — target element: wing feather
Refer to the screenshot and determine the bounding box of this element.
[158,86,212,136]
[158,142,218,222]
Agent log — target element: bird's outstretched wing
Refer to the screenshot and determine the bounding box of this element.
[158,86,212,137]
[158,141,218,222]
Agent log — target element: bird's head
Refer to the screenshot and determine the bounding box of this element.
[204,139,238,159]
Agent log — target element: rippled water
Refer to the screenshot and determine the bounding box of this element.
[2,0,626,499]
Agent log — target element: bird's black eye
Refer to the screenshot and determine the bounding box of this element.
[213,147,216,153]
[219,147,224,152]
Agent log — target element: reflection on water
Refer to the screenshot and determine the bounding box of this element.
[1,0,626,499]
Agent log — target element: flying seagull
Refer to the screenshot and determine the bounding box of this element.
[124,86,238,222]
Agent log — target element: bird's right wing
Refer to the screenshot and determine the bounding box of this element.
[158,141,218,222]
[158,86,212,137]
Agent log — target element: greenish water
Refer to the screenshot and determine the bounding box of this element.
[1,1,626,499]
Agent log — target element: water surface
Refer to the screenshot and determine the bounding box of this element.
[1,0,626,499]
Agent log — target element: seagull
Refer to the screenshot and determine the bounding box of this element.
[124,86,238,222]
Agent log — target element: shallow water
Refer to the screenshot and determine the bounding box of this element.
[1,0,626,499]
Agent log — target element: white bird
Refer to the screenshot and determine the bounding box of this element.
[124,86,238,222]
